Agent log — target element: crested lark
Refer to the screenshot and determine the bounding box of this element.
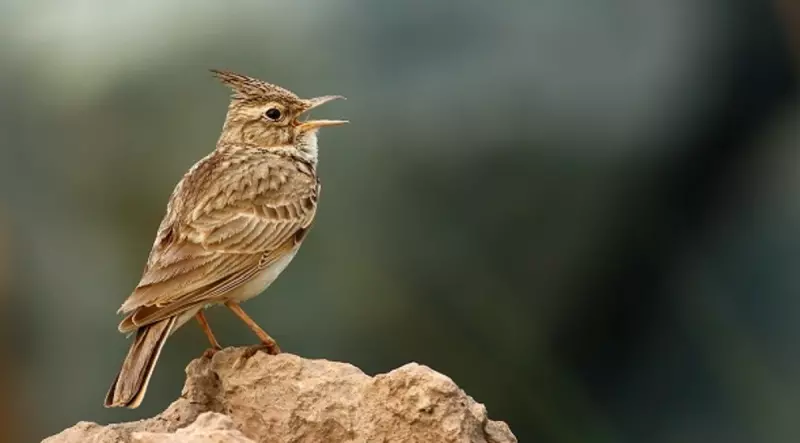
[104,70,347,408]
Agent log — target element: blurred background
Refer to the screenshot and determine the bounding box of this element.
[1,0,799,442]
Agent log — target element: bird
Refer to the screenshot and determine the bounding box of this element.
[104,69,347,409]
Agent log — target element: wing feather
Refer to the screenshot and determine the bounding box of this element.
[117,152,318,329]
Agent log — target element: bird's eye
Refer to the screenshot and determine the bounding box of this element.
[265,108,282,121]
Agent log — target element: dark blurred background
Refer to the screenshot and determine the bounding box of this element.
[2,1,800,442]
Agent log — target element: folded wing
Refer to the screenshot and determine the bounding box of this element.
[117,154,318,333]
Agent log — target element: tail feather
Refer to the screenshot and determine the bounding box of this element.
[105,316,176,408]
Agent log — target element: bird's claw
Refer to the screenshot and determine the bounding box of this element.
[242,342,281,359]
[202,346,223,359]
[234,342,281,369]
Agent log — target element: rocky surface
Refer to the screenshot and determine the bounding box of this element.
[44,347,517,443]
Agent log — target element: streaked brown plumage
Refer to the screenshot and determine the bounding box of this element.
[104,70,347,408]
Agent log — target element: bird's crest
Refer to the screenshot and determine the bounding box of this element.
[210,69,299,103]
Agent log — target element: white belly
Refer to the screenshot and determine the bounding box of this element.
[229,247,300,303]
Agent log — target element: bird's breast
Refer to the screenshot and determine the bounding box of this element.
[228,246,300,303]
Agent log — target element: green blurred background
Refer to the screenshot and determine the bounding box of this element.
[2,1,800,442]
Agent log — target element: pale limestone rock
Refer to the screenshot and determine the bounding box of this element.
[132,412,254,443]
[44,348,516,443]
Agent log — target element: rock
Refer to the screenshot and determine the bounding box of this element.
[44,348,517,443]
[132,412,254,443]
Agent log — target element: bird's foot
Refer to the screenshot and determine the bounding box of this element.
[202,346,223,359]
[234,342,281,369]
[242,341,281,359]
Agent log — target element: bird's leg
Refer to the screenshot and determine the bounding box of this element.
[195,311,222,358]
[225,301,281,356]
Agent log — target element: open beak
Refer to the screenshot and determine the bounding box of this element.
[296,95,348,131]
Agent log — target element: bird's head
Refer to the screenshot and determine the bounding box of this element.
[212,69,347,156]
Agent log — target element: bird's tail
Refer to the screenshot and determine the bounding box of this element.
[104,316,176,408]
